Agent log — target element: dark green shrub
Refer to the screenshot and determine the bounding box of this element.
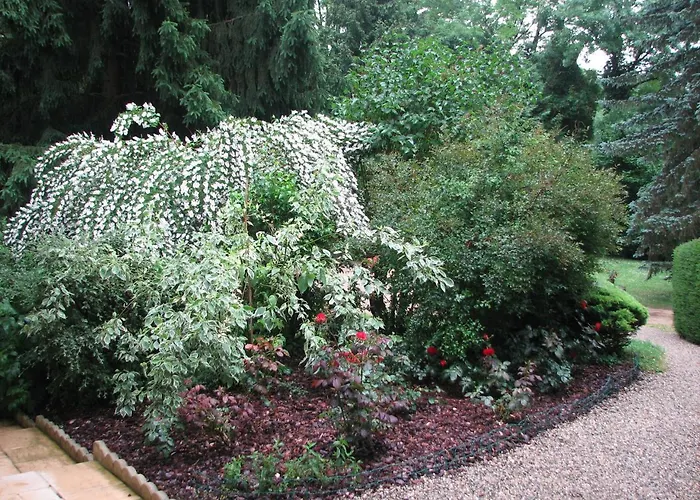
[0,301,31,416]
[585,282,648,355]
[0,144,39,220]
[673,239,700,344]
[0,244,45,413]
[362,110,626,388]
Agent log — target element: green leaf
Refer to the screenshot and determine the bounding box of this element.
[297,274,308,293]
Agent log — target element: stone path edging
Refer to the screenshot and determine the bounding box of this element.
[13,412,170,500]
[14,412,34,429]
[93,440,169,500]
[36,415,93,463]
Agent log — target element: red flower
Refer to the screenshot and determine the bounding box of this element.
[314,312,327,324]
[483,334,490,341]
[341,351,360,364]
[439,359,447,368]
[356,331,367,341]
[580,300,588,310]
[364,255,380,268]
[594,322,602,332]
[426,346,439,356]
[482,347,495,357]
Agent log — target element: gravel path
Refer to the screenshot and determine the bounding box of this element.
[362,318,700,500]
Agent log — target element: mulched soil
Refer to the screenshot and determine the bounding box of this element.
[54,363,633,499]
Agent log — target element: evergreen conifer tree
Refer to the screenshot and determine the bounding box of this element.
[602,0,700,259]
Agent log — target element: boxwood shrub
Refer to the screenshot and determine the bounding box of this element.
[672,239,700,344]
[586,282,648,355]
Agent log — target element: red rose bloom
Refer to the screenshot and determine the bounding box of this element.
[356,331,368,341]
[594,322,602,332]
[580,300,588,310]
[439,359,447,368]
[314,312,327,324]
[426,346,439,356]
[482,347,495,357]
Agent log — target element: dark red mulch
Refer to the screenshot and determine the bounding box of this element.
[54,363,633,499]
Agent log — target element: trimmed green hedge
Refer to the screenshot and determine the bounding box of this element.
[673,239,700,344]
[587,282,649,355]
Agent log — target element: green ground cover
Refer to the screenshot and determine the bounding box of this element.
[596,258,673,309]
[624,339,666,372]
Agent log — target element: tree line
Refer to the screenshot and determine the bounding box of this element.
[1,0,698,258]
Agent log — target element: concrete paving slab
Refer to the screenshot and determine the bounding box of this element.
[18,488,62,499]
[17,456,75,473]
[0,428,61,454]
[40,461,138,498]
[0,423,143,500]
[61,489,140,500]
[0,471,50,496]
[0,453,21,477]
[0,428,74,470]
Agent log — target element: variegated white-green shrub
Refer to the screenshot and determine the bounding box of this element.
[6,105,452,454]
[5,104,373,252]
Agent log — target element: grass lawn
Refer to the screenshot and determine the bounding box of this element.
[625,339,667,372]
[596,258,673,309]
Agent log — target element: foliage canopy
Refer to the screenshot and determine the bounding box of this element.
[333,36,539,156]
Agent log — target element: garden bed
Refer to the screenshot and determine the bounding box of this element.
[54,362,638,499]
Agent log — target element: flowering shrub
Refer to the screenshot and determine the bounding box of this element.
[482,347,495,357]
[311,332,410,454]
[108,196,448,453]
[3,105,453,455]
[5,104,374,252]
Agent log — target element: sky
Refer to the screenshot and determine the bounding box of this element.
[578,47,610,72]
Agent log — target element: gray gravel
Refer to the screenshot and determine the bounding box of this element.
[362,324,700,500]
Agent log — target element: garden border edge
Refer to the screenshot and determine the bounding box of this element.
[216,360,642,498]
[12,412,170,500]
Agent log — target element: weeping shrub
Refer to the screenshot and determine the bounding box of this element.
[4,104,373,253]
